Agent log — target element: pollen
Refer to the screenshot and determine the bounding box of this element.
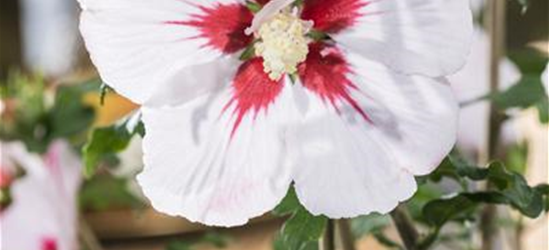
[254,13,311,81]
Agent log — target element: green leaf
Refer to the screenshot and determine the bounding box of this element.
[272,187,300,216]
[82,116,144,178]
[79,175,143,211]
[49,86,95,139]
[277,207,327,250]
[406,183,445,220]
[201,232,230,248]
[504,142,529,174]
[422,194,478,229]
[351,213,391,239]
[536,97,549,123]
[535,184,549,211]
[423,158,546,238]
[273,187,326,250]
[493,75,547,110]
[0,74,96,153]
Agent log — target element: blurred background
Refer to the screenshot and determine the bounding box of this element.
[0,0,547,250]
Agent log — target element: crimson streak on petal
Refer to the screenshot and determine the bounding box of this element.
[301,0,368,34]
[298,43,371,122]
[165,3,253,54]
[225,58,284,136]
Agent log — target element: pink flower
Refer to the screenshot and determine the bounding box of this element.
[0,141,81,250]
[80,0,473,226]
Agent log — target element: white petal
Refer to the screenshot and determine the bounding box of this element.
[79,0,241,105]
[137,80,298,227]
[289,52,458,218]
[335,0,473,77]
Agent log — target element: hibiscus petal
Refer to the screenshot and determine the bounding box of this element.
[138,59,298,226]
[289,48,458,217]
[301,0,367,34]
[333,0,473,77]
[79,0,253,105]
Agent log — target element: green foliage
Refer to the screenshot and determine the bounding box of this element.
[506,49,549,123]
[351,213,391,239]
[82,115,144,178]
[493,75,546,109]
[273,187,327,250]
[504,142,529,174]
[409,156,548,249]
[0,73,95,153]
[79,174,143,211]
[50,86,96,139]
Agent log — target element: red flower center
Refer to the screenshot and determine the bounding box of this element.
[166,0,370,135]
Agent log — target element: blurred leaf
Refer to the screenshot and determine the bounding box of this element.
[0,74,96,153]
[493,75,547,109]
[536,98,548,123]
[351,213,391,239]
[82,115,144,178]
[166,241,192,250]
[504,143,529,174]
[502,49,548,122]
[49,86,95,139]
[508,49,547,75]
[79,175,142,211]
[201,232,230,248]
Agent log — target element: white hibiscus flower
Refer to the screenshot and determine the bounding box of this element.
[80,0,473,226]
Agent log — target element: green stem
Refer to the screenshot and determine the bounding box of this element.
[321,219,336,250]
[337,219,357,250]
[391,205,419,250]
[481,0,506,249]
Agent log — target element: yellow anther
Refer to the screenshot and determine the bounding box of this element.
[254,13,310,81]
